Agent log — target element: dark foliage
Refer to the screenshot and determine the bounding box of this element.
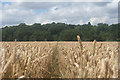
[2,22,119,41]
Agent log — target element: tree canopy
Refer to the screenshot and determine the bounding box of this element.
[2,22,119,41]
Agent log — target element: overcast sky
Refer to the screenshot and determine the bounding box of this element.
[0,0,119,27]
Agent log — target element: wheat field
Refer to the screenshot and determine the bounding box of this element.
[0,40,119,79]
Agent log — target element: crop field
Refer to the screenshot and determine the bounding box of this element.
[0,41,119,79]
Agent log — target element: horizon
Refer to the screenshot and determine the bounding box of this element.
[1,22,119,28]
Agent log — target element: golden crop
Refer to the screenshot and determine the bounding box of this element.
[0,40,119,79]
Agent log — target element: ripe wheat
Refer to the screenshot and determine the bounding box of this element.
[0,38,118,79]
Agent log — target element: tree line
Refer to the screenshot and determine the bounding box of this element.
[2,22,120,41]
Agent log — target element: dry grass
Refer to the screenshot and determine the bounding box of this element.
[0,39,118,79]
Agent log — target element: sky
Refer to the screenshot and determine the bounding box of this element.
[0,0,119,27]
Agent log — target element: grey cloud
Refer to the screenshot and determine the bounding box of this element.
[92,2,110,6]
[2,8,36,26]
[19,2,73,10]
[19,2,57,10]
